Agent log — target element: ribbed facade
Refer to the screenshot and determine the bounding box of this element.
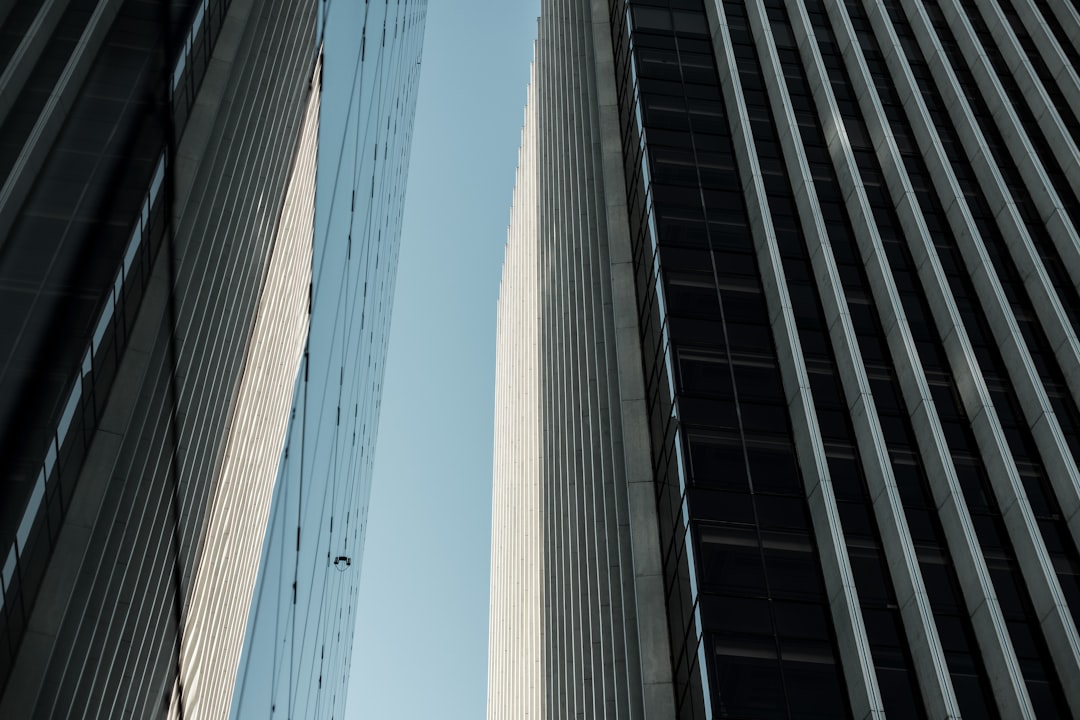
[490,2,677,718]
[0,0,321,716]
[537,0,678,716]
[492,0,1080,718]
[489,60,544,720]
[165,55,320,720]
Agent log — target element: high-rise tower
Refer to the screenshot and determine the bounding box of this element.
[0,1,320,715]
[0,1,425,717]
[490,0,1080,718]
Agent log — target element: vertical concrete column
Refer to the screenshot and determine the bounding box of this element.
[787,0,1035,715]
[703,2,884,718]
[1006,0,1080,122]
[919,0,1080,383]
[890,0,1080,506]
[1033,0,1080,63]
[742,1,962,716]
[586,0,676,714]
[957,0,1080,200]
[856,0,1080,714]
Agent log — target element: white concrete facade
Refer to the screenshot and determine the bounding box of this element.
[489,1,677,716]
[488,60,544,720]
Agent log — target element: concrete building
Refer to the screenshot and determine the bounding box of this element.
[490,0,1080,718]
[0,1,423,718]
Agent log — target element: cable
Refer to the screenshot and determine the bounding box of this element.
[244,1,430,715]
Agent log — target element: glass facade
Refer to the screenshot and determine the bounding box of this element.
[230,2,427,718]
[609,2,851,716]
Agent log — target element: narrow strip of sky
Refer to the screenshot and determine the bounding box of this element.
[339,1,539,718]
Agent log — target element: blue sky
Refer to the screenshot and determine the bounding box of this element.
[344,2,539,717]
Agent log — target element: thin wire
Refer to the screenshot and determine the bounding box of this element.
[287,0,368,713]
[269,0,430,713]
[312,1,373,307]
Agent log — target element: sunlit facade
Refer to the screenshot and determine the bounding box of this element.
[488,59,544,720]
[0,1,390,718]
[491,0,1080,717]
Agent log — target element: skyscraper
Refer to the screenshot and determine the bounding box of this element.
[490,0,1080,718]
[0,1,424,718]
